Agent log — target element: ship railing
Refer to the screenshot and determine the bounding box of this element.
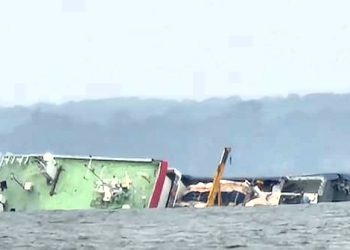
[0,153,155,163]
[0,155,30,167]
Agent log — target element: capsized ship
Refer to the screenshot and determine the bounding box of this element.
[0,153,172,211]
[1,149,350,212]
[174,173,350,207]
[172,147,350,207]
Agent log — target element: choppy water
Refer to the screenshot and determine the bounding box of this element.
[1,202,350,249]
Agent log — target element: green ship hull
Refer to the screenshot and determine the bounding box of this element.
[0,153,168,211]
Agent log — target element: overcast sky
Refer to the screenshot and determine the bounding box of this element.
[0,0,350,106]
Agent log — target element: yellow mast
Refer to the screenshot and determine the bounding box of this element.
[206,147,231,207]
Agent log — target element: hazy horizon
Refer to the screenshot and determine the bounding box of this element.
[2,93,350,176]
[1,91,350,108]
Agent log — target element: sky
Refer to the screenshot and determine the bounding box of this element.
[0,0,350,106]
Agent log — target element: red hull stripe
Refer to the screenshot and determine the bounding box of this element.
[149,161,168,208]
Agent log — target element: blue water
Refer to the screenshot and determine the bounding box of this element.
[1,203,349,249]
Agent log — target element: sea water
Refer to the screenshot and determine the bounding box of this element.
[1,202,349,249]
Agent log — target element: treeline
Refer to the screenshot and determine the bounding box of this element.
[1,93,350,177]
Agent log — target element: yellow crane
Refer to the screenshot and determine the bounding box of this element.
[206,147,232,207]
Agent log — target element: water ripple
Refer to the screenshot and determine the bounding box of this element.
[1,203,350,249]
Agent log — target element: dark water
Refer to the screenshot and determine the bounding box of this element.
[1,203,350,249]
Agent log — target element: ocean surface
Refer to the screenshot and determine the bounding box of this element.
[1,202,350,249]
